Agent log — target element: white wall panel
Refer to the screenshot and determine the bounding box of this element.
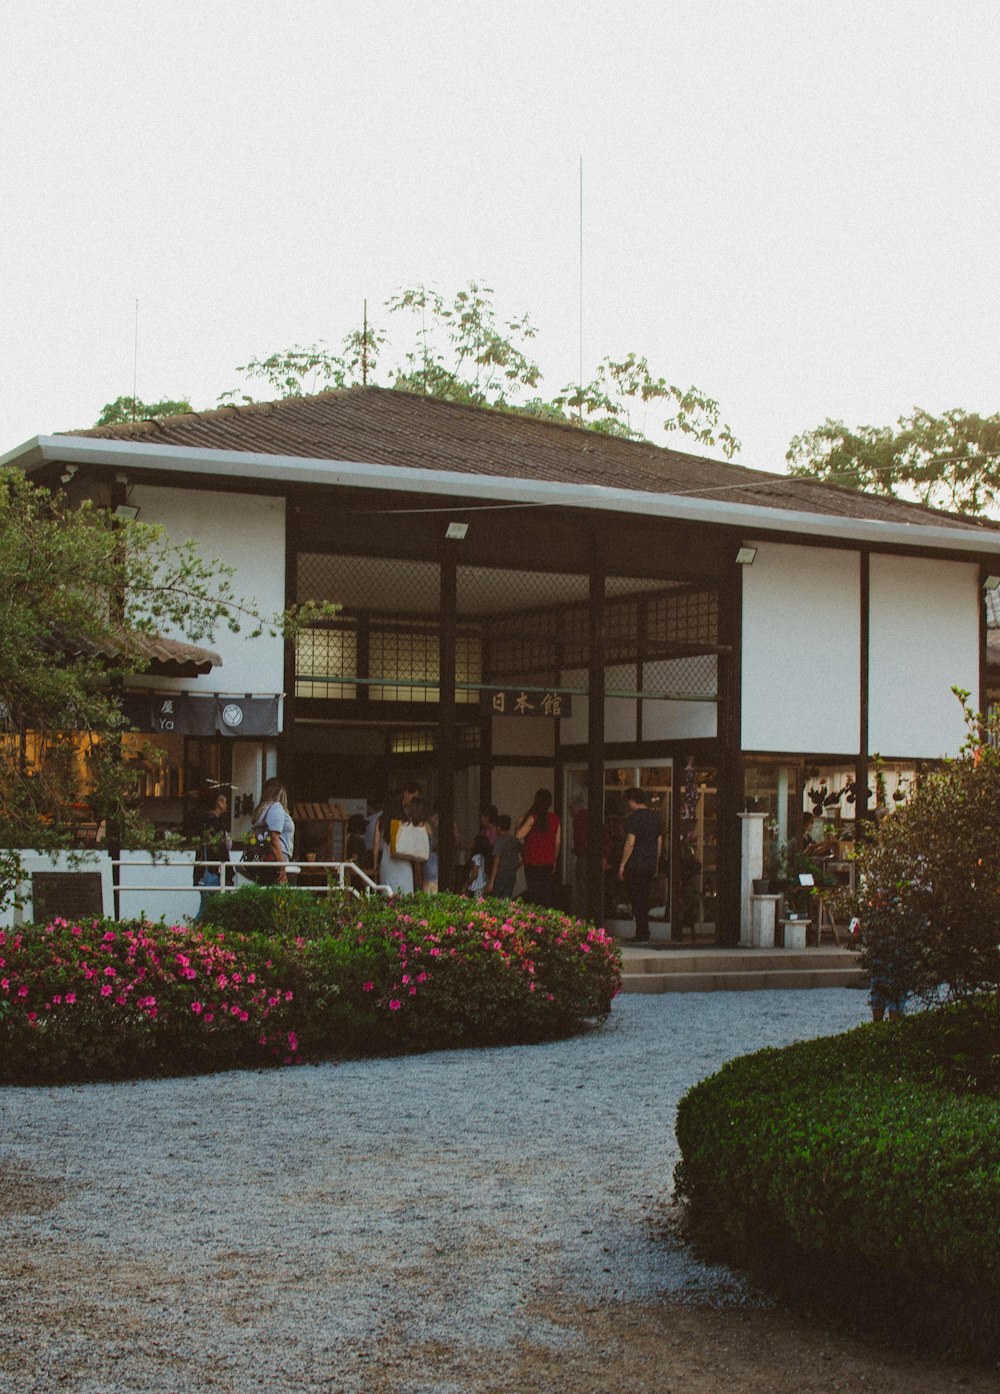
[642,700,716,740]
[131,485,286,697]
[868,555,979,758]
[742,542,860,754]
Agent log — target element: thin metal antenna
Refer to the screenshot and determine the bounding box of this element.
[362,299,368,386]
[132,298,139,421]
[578,157,584,423]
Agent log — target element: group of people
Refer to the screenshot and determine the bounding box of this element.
[350,784,564,908]
[196,780,668,929]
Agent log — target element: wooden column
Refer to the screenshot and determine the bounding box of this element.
[438,548,458,891]
[587,534,606,922]
[716,555,743,945]
[856,549,871,827]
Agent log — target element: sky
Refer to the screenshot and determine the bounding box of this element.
[2,0,998,474]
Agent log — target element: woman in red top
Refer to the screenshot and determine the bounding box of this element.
[516,788,561,908]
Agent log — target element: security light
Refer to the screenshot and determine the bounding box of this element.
[445,521,469,541]
[735,546,757,565]
[983,575,1000,592]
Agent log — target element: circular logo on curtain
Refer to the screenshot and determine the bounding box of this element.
[222,703,244,728]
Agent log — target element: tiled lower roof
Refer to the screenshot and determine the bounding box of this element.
[68,386,993,533]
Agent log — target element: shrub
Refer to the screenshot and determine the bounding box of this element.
[674,1002,1000,1358]
[0,918,302,1083]
[847,694,1000,1006]
[0,894,621,1083]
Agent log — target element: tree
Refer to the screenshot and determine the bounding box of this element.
[220,282,741,457]
[787,408,1000,516]
[848,692,1000,1009]
[95,396,194,427]
[0,469,331,899]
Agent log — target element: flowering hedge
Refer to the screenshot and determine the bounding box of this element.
[0,894,621,1084]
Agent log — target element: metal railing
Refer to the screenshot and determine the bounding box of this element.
[113,858,393,900]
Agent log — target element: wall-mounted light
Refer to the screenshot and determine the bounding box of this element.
[113,503,140,521]
[735,546,757,565]
[60,464,78,484]
[445,521,468,541]
[983,575,1000,592]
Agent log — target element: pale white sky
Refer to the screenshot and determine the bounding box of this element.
[2,1,998,473]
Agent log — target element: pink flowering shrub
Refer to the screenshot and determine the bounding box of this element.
[345,894,622,1050]
[0,895,621,1083]
[0,919,303,1083]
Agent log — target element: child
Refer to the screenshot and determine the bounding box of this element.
[465,833,491,899]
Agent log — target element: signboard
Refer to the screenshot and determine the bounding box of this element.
[120,693,280,737]
[480,689,572,718]
[32,872,106,923]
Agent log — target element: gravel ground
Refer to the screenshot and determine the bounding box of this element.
[0,989,890,1393]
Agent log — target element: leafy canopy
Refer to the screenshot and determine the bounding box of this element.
[0,468,332,880]
[787,408,1000,515]
[207,281,742,458]
[96,395,194,426]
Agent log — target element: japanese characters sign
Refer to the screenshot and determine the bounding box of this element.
[480,689,572,718]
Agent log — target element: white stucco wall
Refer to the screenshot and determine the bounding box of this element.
[130,484,287,698]
[868,554,979,758]
[742,542,861,754]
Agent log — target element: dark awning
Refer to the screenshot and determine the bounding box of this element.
[120,692,280,737]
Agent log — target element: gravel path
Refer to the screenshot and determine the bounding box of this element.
[0,989,871,1394]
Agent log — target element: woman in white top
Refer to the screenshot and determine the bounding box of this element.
[250,778,295,885]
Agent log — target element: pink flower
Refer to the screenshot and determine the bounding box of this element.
[388,999,402,1011]
[104,966,116,976]
[362,981,374,992]
[65,992,76,1005]
[100,985,112,996]
[17,985,28,998]
[191,1001,203,1014]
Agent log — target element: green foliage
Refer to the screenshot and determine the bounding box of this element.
[674,1002,1000,1357]
[0,469,337,906]
[220,281,740,456]
[95,396,194,426]
[787,407,1000,515]
[0,895,621,1083]
[848,693,1000,1007]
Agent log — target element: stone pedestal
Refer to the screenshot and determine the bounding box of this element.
[738,812,767,946]
[750,894,778,948]
[781,918,809,949]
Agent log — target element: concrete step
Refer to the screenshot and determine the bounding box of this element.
[617,945,867,994]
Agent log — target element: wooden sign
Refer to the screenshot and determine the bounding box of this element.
[480,689,572,718]
[31,872,106,924]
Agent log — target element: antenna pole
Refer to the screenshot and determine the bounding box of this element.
[578,157,584,423]
[362,299,368,385]
[132,298,139,421]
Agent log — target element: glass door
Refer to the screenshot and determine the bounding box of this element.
[564,762,672,935]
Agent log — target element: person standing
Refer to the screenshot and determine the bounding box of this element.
[516,788,561,909]
[194,789,231,920]
[249,778,295,886]
[617,787,662,944]
[375,781,423,895]
[487,814,521,899]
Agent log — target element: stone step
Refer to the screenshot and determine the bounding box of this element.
[621,966,867,994]
[617,944,867,994]
[623,948,854,975]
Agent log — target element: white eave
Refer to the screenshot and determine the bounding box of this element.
[5,433,1000,560]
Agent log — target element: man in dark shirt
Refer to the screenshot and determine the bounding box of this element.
[617,787,663,944]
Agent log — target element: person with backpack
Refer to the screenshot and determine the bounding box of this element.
[246,778,295,885]
[194,789,231,920]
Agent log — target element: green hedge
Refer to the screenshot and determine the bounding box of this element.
[0,892,621,1084]
[674,1004,1000,1358]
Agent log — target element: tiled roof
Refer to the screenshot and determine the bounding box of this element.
[67,386,994,533]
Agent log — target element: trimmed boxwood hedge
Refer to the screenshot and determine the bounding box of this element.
[674,1004,1000,1359]
[0,891,621,1084]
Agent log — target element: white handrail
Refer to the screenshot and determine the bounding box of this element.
[112,858,393,899]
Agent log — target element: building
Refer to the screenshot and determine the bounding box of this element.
[4,386,998,938]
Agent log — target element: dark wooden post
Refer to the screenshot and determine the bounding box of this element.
[587,534,606,923]
[438,548,458,891]
[715,554,743,945]
[856,549,871,829]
